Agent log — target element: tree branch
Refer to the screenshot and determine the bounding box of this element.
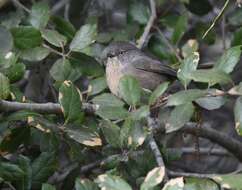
[147,117,169,182]
[182,123,242,162]
[137,0,156,49]
[0,100,97,114]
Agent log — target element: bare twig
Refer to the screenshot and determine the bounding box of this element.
[221,14,226,50]
[202,0,229,39]
[137,0,156,49]
[51,0,69,14]
[147,117,169,182]
[64,0,70,21]
[42,44,66,57]
[155,26,182,62]
[11,0,30,13]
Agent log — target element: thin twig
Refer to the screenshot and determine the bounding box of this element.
[147,117,169,182]
[42,44,66,57]
[64,0,70,21]
[11,0,31,13]
[137,0,157,49]
[155,26,182,62]
[221,14,226,50]
[202,0,229,39]
[51,0,69,14]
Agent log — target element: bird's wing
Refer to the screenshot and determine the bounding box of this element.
[131,56,177,77]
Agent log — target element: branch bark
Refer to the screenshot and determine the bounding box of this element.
[0,100,97,114]
[137,0,156,49]
[182,123,242,162]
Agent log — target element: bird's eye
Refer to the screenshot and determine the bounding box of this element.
[107,53,115,58]
[120,51,125,55]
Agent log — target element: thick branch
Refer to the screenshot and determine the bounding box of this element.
[137,0,156,49]
[182,123,242,162]
[0,100,97,114]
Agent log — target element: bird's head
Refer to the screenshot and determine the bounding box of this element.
[101,41,137,63]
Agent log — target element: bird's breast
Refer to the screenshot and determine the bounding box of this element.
[106,57,124,96]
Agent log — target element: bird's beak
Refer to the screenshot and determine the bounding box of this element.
[100,48,109,66]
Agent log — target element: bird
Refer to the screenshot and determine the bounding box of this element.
[101,41,177,97]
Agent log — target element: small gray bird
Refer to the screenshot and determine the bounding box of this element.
[102,41,176,97]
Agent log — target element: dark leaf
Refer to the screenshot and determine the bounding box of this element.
[119,75,142,106]
[11,26,42,49]
[166,102,194,133]
[59,81,83,123]
[29,2,50,29]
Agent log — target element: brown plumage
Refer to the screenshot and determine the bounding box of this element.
[102,41,176,96]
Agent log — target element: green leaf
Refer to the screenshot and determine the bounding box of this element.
[75,178,99,190]
[120,118,147,148]
[88,77,107,96]
[0,51,17,69]
[119,75,142,106]
[20,46,50,61]
[50,59,72,82]
[185,0,212,16]
[0,73,10,99]
[4,62,25,83]
[69,24,97,52]
[212,174,242,190]
[141,167,165,190]
[11,26,42,49]
[195,96,226,110]
[51,16,76,41]
[100,120,121,148]
[59,81,83,123]
[171,15,188,44]
[129,2,150,25]
[0,162,25,181]
[96,106,129,120]
[92,93,128,120]
[166,102,194,133]
[69,52,104,77]
[177,52,199,88]
[92,93,124,107]
[231,27,242,46]
[167,89,206,106]
[214,46,241,74]
[16,156,32,190]
[66,126,102,147]
[234,97,242,135]
[95,174,132,190]
[0,26,13,55]
[149,82,169,105]
[181,39,199,58]
[31,152,57,188]
[189,69,232,86]
[163,177,184,190]
[41,183,56,190]
[29,2,50,29]
[131,105,150,121]
[42,29,67,47]
[184,178,219,190]
[0,126,30,153]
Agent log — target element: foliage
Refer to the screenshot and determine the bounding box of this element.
[0,0,242,189]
